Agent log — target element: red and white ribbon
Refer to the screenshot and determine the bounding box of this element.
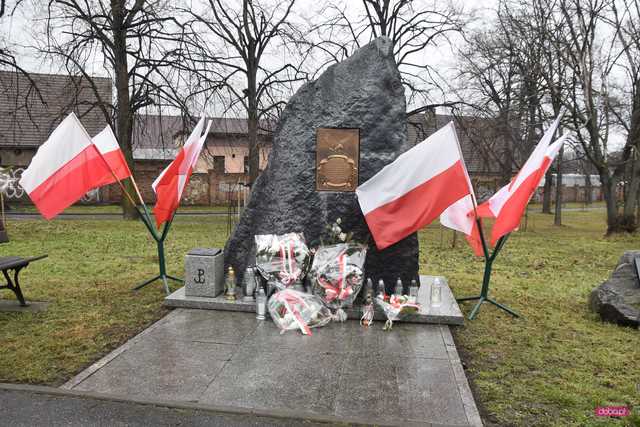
[318,251,353,302]
[278,240,298,286]
[274,290,312,335]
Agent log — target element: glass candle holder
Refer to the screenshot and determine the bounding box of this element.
[431,277,442,308]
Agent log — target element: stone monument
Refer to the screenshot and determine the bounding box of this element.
[590,250,640,327]
[224,37,419,289]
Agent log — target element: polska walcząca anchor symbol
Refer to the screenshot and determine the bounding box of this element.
[194,269,205,284]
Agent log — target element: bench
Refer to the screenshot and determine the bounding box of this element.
[0,217,47,306]
[0,255,48,306]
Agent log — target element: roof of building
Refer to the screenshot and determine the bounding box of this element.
[132,114,273,150]
[0,70,111,148]
[408,111,515,177]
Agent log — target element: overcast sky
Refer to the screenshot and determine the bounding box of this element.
[0,0,626,149]
[1,0,494,81]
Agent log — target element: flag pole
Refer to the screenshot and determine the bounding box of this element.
[71,115,142,219]
[129,175,150,215]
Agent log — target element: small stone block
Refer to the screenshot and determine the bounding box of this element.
[184,248,224,298]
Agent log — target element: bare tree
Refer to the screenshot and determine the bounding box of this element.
[308,0,466,107]
[454,1,547,186]
[609,0,640,226]
[0,0,35,80]
[39,0,193,218]
[551,0,634,232]
[517,0,571,224]
[181,0,307,187]
[476,0,638,231]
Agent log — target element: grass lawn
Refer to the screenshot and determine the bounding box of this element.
[423,208,639,427]
[0,206,637,426]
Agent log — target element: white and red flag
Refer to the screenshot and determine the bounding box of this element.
[91,125,132,186]
[152,117,212,228]
[19,113,124,220]
[356,122,481,253]
[476,112,566,245]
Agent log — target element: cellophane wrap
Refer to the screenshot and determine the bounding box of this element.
[267,289,332,335]
[254,233,310,290]
[375,294,420,330]
[309,243,367,321]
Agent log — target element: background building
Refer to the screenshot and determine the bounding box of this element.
[1,70,599,208]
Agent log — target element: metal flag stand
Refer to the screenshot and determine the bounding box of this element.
[76,120,181,296]
[456,219,520,320]
[92,152,181,296]
[131,204,182,295]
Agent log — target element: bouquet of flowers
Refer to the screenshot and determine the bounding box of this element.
[320,217,352,245]
[255,233,310,290]
[309,243,367,322]
[375,294,420,331]
[268,289,332,335]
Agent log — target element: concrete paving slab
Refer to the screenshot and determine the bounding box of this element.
[201,348,343,416]
[64,308,481,426]
[73,335,235,402]
[146,309,258,345]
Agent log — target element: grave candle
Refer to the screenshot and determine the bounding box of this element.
[431,277,442,307]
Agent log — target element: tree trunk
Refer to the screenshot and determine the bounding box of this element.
[584,172,592,205]
[636,184,640,225]
[601,173,621,233]
[246,52,260,187]
[554,146,563,226]
[622,156,640,221]
[542,169,552,213]
[247,108,259,186]
[112,0,138,219]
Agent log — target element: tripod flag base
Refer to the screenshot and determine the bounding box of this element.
[133,274,183,295]
[456,295,520,320]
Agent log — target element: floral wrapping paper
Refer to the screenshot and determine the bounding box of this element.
[267,289,332,335]
[375,294,420,330]
[254,232,311,290]
[309,243,368,321]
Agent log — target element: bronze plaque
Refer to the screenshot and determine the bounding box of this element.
[316,128,360,192]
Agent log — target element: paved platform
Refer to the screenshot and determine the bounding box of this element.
[165,275,464,325]
[63,309,481,426]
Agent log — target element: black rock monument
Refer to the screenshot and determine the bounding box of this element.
[590,251,640,327]
[224,37,419,290]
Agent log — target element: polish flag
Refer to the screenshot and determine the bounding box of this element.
[91,126,132,186]
[477,113,566,245]
[152,117,212,227]
[356,122,480,251]
[19,113,119,220]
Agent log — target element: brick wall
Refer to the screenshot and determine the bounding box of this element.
[182,173,210,205]
[100,161,226,206]
[533,186,604,203]
[209,171,249,205]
